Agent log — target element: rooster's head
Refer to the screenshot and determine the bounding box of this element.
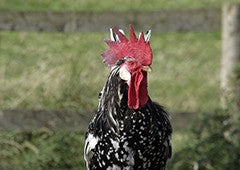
[102,25,153,110]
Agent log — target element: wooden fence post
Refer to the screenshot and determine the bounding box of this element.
[221,3,240,107]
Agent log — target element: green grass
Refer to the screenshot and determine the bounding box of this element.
[0,129,189,169]
[0,130,86,169]
[0,0,240,12]
[0,31,221,113]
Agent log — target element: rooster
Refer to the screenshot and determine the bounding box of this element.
[84,25,172,170]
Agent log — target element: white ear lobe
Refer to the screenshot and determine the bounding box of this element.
[119,65,131,83]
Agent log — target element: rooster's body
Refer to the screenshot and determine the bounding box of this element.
[84,25,172,170]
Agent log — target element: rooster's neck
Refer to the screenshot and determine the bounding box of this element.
[97,66,128,136]
[99,66,128,111]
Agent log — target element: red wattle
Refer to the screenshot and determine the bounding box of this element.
[128,70,148,109]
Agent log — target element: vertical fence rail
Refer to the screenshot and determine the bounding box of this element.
[221,3,240,107]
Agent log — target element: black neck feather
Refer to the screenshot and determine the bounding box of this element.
[94,66,128,137]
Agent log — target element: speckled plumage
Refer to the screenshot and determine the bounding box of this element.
[84,65,172,170]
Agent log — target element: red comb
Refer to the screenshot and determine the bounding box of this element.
[101,25,152,67]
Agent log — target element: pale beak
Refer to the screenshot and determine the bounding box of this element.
[142,66,152,72]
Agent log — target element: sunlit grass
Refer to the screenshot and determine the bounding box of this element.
[0,0,240,11]
[0,31,221,112]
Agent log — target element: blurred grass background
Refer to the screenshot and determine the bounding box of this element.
[0,31,220,113]
[0,30,221,170]
[1,0,240,169]
[0,0,240,11]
